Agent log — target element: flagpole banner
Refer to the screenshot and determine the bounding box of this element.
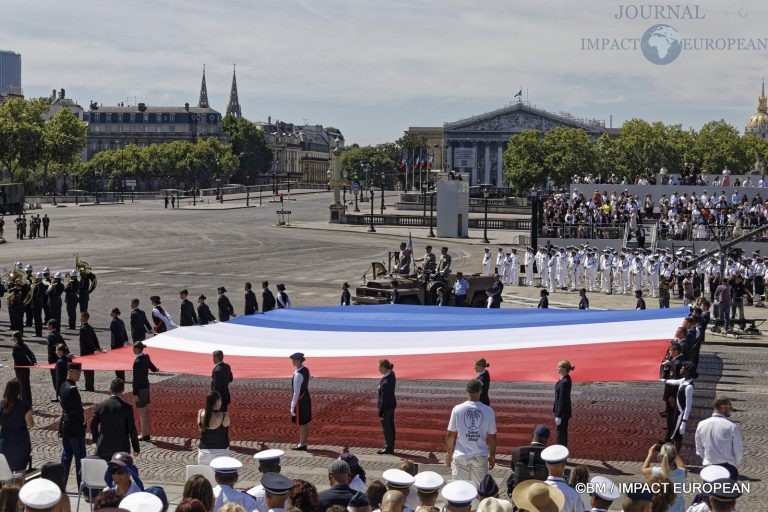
[70,305,685,382]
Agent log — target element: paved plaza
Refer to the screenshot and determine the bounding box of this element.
[1,192,766,510]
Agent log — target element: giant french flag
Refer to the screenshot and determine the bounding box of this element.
[72,306,684,382]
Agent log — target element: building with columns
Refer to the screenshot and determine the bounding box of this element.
[444,101,615,186]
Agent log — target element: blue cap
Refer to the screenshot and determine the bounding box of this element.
[262,473,295,496]
[533,424,550,438]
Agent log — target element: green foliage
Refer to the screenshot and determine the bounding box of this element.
[693,120,748,174]
[395,132,428,159]
[542,127,595,187]
[742,135,768,170]
[503,130,545,191]
[84,138,238,190]
[340,146,398,188]
[221,115,273,183]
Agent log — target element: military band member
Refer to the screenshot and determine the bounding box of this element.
[42,266,52,322]
[31,272,46,337]
[64,270,80,329]
[78,268,93,314]
[46,272,64,329]
[7,280,25,332]
[23,264,33,328]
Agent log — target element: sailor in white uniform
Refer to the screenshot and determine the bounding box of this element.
[540,445,584,512]
[482,249,492,276]
[247,448,286,512]
[211,456,259,512]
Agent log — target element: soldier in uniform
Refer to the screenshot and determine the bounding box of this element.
[413,471,444,512]
[210,456,260,511]
[397,242,411,274]
[7,280,25,332]
[538,445,582,512]
[64,270,80,329]
[58,361,87,487]
[436,247,452,278]
[217,287,235,321]
[415,246,437,275]
[78,267,93,314]
[41,266,52,322]
[179,289,198,326]
[23,264,33,328]
[31,272,46,337]
[46,272,64,329]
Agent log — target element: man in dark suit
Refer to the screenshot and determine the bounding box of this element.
[46,319,65,399]
[377,359,397,455]
[340,282,351,306]
[90,378,140,462]
[59,362,86,486]
[211,350,233,412]
[506,424,550,495]
[660,341,684,439]
[490,274,504,308]
[79,312,103,391]
[244,282,258,315]
[217,286,235,322]
[179,289,198,326]
[129,298,153,342]
[262,281,276,312]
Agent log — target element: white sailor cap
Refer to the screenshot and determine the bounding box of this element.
[382,468,415,489]
[253,448,284,464]
[210,456,243,474]
[590,475,620,501]
[700,464,730,483]
[440,480,477,506]
[541,444,569,464]
[19,478,61,509]
[414,471,444,493]
[120,491,164,512]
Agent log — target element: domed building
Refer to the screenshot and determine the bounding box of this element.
[746,81,768,139]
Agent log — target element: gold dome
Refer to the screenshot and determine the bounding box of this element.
[746,80,768,135]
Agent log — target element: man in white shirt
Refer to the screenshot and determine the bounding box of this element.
[695,396,744,479]
[445,379,497,486]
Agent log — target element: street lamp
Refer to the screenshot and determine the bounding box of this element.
[428,187,435,238]
[353,174,360,212]
[380,169,385,214]
[272,172,277,197]
[482,184,491,244]
[421,183,428,229]
[368,188,376,232]
[434,143,442,172]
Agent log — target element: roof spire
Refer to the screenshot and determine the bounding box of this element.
[759,78,767,114]
[226,64,242,118]
[198,64,209,109]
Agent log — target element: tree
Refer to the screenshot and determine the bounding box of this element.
[43,109,87,192]
[542,127,595,187]
[340,146,397,188]
[503,130,545,192]
[693,120,748,174]
[594,134,617,179]
[221,115,273,183]
[742,135,768,172]
[0,98,47,182]
[395,132,428,161]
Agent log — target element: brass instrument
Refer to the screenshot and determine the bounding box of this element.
[75,254,97,293]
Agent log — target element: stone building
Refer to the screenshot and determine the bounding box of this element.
[444,101,615,186]
[745,80,768,140]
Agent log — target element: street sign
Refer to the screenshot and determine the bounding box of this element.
[276,210,292,214]
[123,179,137,187]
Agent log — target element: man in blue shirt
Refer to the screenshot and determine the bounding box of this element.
[453,272,469,307]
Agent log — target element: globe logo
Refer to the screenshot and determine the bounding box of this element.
[641,24,682,65]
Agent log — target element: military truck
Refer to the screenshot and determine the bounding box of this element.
[0,183,24,215]
[353,252,494,306]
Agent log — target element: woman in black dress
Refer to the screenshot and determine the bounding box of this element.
[11,331,36,405]
[0,378,34,472]
[377,359,397,455]
[132,341,159,441]
[474,358,491,406]
[289,352,311,450]
[553,360,574,447]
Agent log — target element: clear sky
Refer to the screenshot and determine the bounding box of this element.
[3,0,767,145]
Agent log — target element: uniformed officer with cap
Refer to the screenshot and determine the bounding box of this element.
[540,445,583,512]
[476,473,499,500]
[588,475,619,511]
[687,465,731,512]
[382,468,417,512]
[440,480,476,512]
[119,491,164,512]
[247,448,285,511]
[413,471,444,512]
[19,477,62,511]
[210,456,259,512]
[261,472,295,512]
[706,478,742,512]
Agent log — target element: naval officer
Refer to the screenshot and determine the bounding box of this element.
[210,456,259,512]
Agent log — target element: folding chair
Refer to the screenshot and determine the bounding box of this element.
[185,464,216,485]
[76,457,108,512]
